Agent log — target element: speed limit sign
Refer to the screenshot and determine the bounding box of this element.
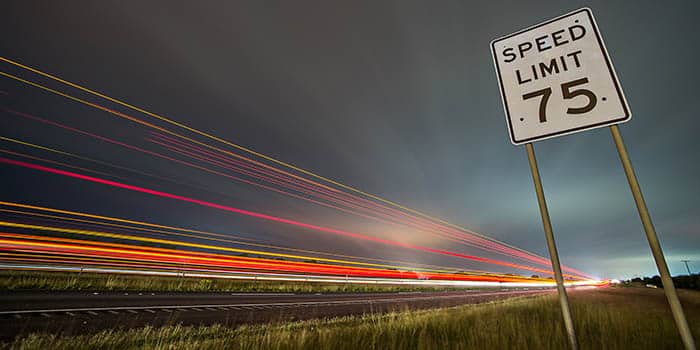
[489,9,696,349]
[491,8,630,145]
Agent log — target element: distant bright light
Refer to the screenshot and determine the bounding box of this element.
[0,263,606,289]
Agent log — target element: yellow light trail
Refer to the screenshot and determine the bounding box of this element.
[0,233,528,283]
[0,236,299,272]
[4,114,530,265]
[0,234,554,282]
[2,210,496,277]
[0,136,189,188]
[1,68,583,277]
[0,221,453,274]
[0,56,548,261]
[0,202,496,275]
[0,149,124,180]
[0,252,184,269]
[0,221,584,280]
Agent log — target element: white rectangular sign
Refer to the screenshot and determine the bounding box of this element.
[491,8,630,145]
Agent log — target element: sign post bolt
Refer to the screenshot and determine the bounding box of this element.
[610,125,696,350]
[525,143,579,350]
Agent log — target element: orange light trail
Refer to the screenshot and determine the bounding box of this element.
[0,57,599,282]
[148,132,551,264]
[0,205,495,275]
[0,157,587,279]
[0,63,565,267]
[0,56,545,263]
[0,233,552,283]
[0,218,460,275]
[4,107,591,277]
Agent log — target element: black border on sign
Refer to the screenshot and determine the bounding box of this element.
[490,8,631,145]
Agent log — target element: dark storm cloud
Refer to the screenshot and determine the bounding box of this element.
[1,1,698,278]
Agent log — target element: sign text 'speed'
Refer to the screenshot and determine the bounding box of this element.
[501,24,587,85]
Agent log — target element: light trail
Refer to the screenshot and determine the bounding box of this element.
[5,109,490,262]
[146,127,557,271]
[0,263,605,289]
[8,107,525,263]
[0,201,497,275]
[0,57,547,260]
[5,109,409,228]
[0,235,596,286]
[0,149,128,181]
[1,235,424,280]
[0,206,499,276]
[0,61,562,267]
[0,135,266,210]
[0,136,157,181]
[0,217,579,280]
[0,233,543,282]
[0,219,463,276]
[147,134,529,257]
[0,201,247,244]
[3,108,589,277]
[0,57,598,282]
[148,132,555,266]
[0,157,586,279]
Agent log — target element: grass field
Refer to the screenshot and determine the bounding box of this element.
[2,287,698,349]
[0,270,464,293]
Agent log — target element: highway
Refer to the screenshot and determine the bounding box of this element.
[0,288,553,339]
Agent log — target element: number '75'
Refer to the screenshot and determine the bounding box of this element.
[522,77,597,123]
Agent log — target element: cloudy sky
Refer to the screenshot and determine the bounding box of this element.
[1,1,698,279]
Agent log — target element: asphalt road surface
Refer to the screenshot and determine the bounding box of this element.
[0,288,553,339]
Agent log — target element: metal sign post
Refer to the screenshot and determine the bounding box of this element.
[525,143,578,350]
[610,125,696,350]
[490,7,696,350]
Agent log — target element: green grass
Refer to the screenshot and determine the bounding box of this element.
[3,287,699,349]
[0,270,464,293]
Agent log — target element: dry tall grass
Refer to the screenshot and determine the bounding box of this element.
[4,288,698,350]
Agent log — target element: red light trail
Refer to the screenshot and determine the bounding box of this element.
[0,157,587,279]
[4,108,591,277]
[0,57,600,285]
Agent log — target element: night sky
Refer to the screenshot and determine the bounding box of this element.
[1,1,699,279]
